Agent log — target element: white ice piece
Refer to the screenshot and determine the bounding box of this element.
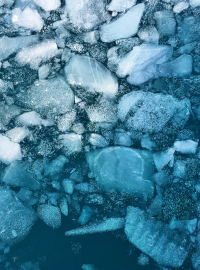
[107,0,137,12]
[15,40,58,70]
[12,8,44,31]
[153,148,175,171]
[33,0,61,11]
[15,111,53,127]
[0,135,22,165]
[174,140,198,154]
[6,127,30,143]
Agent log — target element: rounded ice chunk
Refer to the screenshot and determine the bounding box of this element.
[86,147,154,197]
[37,204,61,229]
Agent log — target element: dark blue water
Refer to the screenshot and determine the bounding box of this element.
[2,217,156,270]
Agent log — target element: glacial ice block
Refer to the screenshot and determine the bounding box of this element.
[100,4,145,42]
[125,207,189,268]
[86,147,154,197]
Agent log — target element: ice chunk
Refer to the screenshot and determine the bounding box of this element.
[118,91,190,133]
[16,77,74,116]
[57,109,76,132]
[157,55,192,77]
[37,204,61,229]
[173,1,189,13]
[33,0,60,11]
[190,0,200,7]
[65,55,118,99]
[0,102,21,125]
[89,134,108,148]
[141,134,156,151]
[178,16,200,44]
[0,79,13,93]
[138,26,159,44]
[65,217,125,236]
[100,4,145,43]
[75,183,98,193]
[86,101,117,123]
[16,188,32,202]
[2,161,40,190]
[174,140,198,154]
[15,40,58,70]
[6,127,30,143]
[0,35,38,62]
[107,0,137,12]
[86,147,154,197]
[125,207,189,268]
[153,148,175,171]
[44,156,68,177]
[16,111,53,127]
[0,135,21,165]
[65,0,110,31]
[114,131,132,146]
[62,179,74,194]
[81,31,99,45]
[38,64,51,80]
[72,123,85,134]
[173,160,187,179]
[0,188,36,245]
[0,0,14,7]
[59,133,82,155]
[116,44,173,79]
[12,8,44,31]
[78,205,93,225]
[60,198,68,216]
[169,218,197,234]
[154,10,176,36]
[152,170,170,186]
[148,195,162,216]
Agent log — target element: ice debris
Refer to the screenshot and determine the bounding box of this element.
[59,133,82,156]
[86,147,154,197]
[65,217,125,236]
[6,127,30,143]
[16,111,54,127]
[174,140,198,154]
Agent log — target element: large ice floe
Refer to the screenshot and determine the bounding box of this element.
[0,0,200,269]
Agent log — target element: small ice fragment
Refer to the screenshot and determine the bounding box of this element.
[174,140,198,154]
